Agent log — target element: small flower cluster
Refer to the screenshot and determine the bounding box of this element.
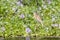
[51,24,58,27]
[26,27,31,34]
[20,14,25,18]
[1,27,5,32]
[16,1,23,7]
[47,0,51,4]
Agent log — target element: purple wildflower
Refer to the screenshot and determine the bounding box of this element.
[26,36,30,40]
[52,24,59,27]
[47,0,51,4]
[12,8,16,11]
[20,14,25,18]
[16,1,23,7]
[26,28,31,33]
[1,27,5,32]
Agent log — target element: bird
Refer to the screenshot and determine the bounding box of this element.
[33,12,43,27]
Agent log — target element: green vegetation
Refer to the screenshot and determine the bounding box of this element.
[0,0,60,37]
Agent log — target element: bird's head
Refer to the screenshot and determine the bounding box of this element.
[33,11,38,16]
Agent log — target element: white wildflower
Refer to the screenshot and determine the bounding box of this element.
[52,17,55,22]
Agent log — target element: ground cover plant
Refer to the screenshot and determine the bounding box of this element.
[0,0,60,37]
